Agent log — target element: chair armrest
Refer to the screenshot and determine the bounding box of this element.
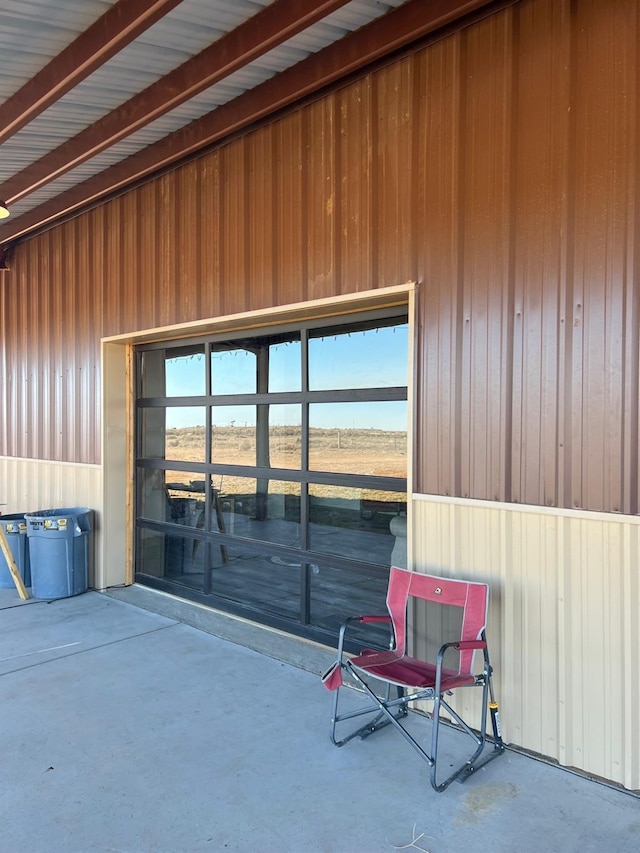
[436,640,486,662]
[434,640,487,693]
[456,640,487,651]
[323,614,394,691]
[336,615,392,660]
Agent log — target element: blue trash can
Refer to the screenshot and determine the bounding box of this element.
[25,507,92,599]
[0,514,31,588]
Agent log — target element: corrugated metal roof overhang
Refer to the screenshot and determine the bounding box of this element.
[0,0,503,247]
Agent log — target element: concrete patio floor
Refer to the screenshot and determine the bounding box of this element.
[1,586,638,853]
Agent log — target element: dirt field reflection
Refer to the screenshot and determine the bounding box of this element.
[165,425,407,495]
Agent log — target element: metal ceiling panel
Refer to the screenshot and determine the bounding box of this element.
[0,1,117,98]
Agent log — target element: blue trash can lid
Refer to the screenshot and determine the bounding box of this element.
[26,507,91,517]
[0,513,29,532]
[25,508,92,533]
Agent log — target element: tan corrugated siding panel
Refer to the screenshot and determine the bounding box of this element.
[0,457,100,517]
[413,495,640,790]
[506,509,563,760]
[0,457,102,585]
[622,522,640,786]
[559,517,633,779]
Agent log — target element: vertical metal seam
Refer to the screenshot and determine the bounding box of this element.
[410,52,423,492]
[558,0,577,510]
[300,109,309,303]
[454,28,468,498]
[194,163,203,319]
[502,3,520,504]
[623,0,640,516]
[243,138,251,313]
[370,73,379,289]
[272,125,279,306]
[333,93,342,293]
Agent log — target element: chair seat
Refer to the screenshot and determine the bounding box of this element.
[350,649,476,691]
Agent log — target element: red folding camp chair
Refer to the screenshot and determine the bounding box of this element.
[322,567,504,792]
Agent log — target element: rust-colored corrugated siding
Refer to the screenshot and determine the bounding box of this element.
[1,0,638,517]
[1,225,101,463]
[415,0,640,513]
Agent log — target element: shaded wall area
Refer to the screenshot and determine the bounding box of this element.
[1,0,638,514]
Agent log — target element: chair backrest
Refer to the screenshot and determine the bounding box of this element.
[386,567,489,675]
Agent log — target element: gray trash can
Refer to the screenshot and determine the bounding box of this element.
[25,507,92,599]
[0,514,31,588]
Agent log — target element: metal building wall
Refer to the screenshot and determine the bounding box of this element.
[1,0,639,789]
[2,0,637,515]
[417,0,640,514]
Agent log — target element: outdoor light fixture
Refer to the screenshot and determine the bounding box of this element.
[0,200,9,219]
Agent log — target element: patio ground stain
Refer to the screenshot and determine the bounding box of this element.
[454,781,520,826]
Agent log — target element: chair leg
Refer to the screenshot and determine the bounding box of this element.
[357,684,408,741]
[430,651,505,792]
[430,685,489,792]
[331,664,435,766]
[330,669,409,748]
[330,654,505,794]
